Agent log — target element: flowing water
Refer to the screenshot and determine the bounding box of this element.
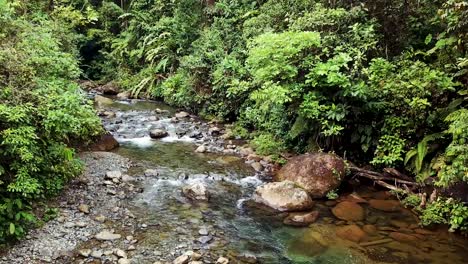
[99,98,468,264]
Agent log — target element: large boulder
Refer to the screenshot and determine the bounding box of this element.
[252,181,314,212]
[99,82,120,95]
[88,133,119,151]
[276,153,346,198]
[94,95,114,107]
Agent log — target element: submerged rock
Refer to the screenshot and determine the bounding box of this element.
[369,199,401,212]
[283,211,320,226]
[331,201,365,221]
[182,182,209,201]
[252,181,314,212]
[276,152,345,198]
[389,232,419,243]
[336,225,368,243]
[149,129,169,139]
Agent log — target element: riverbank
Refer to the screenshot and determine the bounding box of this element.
[1,95,468,264]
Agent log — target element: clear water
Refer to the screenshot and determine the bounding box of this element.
[101,98,468,264]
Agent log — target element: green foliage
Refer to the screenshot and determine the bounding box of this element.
[84,0,467,230]
[0,0,102,241]
[420,198,468,232]
[326,190,339,200]
[251,133,286,158]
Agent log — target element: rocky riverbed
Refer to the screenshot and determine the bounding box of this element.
[2,95,468,264]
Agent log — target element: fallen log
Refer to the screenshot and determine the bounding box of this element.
[349,166,421,194]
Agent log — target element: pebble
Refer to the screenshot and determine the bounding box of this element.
[91,250,103,258]
[118,258,132,264]
[173,254,190,264]
[216,257,229,264]
[198,227,209,236]
[78,204,90,214]
[115,249,127,258]
[79,249,91,257]
[198,235,213,244]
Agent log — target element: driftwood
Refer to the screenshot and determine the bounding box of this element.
[349,166,421,194]
[383,168,414,182]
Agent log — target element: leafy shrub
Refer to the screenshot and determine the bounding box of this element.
[420,198,468,232]
[0,1,102,241]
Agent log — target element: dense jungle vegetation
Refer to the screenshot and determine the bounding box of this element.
[0,0,467,241]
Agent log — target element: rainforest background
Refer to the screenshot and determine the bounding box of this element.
[0,0,467,241]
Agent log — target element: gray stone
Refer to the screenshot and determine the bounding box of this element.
[79,249,91,258]
[78,204,90,214]
[182,183,209,201]
[95,230,122,241]
[195,145,207,153]
[106,171,122,180]
[252,181,314,212]
[175,111,190,119]
[173,254,190,264]
[149,129,169,139]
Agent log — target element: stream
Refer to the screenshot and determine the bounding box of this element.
[2,96,468,264]
[98,97,468,264]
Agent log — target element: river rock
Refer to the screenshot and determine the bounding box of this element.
[78,204,90,214]
[251,162,263,172]
[173,254,190,264]
[106,170,122,180]
[144,169,159,177]
[175,111,190,118]
[331,201,365,221]
[338,193,368,204]
[209,126,221,136]
[150,129,169,139]
[216,257,229,264]
[283,211,319,226]
[91,250,103,258]
[252,181,314,212]
[117,91,131,100]
[100,82,120,95]
[195,145,207,153]
[197,235,213,244]
[369,199,401,212]
[95,230,122,241]
[88,133,119,151]
[95,95,114,106]
[276,153,345,198]
[79,249,92,257]
[118,259,131,264]
[363,225,378,235]
[114,249,127,258]
[336,225,368,243]
[182,183,209,201]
